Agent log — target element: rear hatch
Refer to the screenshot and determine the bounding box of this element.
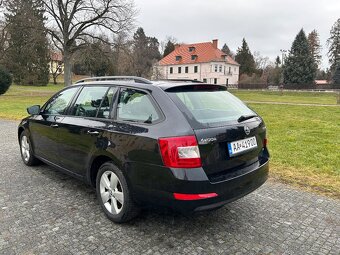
[166,84,268,180]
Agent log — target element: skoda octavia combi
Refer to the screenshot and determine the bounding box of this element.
[18,76,269,223]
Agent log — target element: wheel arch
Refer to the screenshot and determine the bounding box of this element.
[18,126,25,142]
[88,155,121,187]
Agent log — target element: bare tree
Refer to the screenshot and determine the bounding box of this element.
[43,0,136,86]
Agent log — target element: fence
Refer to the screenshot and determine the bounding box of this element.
[226,83,340,91]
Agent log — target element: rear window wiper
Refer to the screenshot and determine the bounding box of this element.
[238,114,257,122]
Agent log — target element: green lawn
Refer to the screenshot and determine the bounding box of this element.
[0,84,64,120]
[0,85,339,197]
[250,104,340,198]
[230,90,339,105]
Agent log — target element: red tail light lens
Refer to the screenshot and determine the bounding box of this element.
[263,138,268,147]
[158,136,202,168]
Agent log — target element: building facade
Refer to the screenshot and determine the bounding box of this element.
[157,39,239,85]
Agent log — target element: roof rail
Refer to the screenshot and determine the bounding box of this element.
[157,79,204,83]
[75,76,153,84]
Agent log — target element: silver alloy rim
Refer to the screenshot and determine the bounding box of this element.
[100,171,124,215]
[21,136,30,162]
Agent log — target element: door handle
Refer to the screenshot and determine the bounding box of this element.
[87,130,99,136]
[50,124,59,128]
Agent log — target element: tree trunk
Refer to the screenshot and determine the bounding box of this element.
[63,51,73,86]
[52,73,57,84]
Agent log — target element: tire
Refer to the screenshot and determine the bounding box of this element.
[96,161,140,223]
[19,131,40,166]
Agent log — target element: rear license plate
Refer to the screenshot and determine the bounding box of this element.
[228,136,257,157]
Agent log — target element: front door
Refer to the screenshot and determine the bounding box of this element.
[29,87,79,163]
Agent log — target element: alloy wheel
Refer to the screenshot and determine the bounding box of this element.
[21,136,30,162]
[99,171,124,215]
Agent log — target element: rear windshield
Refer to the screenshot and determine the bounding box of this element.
[167,86,256,128]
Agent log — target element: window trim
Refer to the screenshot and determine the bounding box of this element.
[66,84,115,118]
[114,87,165,126]
[41,86,82,116]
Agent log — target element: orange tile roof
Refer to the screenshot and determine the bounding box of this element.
[159,41,239,66]
[50,52,63,62]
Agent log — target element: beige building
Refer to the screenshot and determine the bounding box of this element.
[50,52,64,74]
[156,39,239,85]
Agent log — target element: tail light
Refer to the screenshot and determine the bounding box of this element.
[263,138,268,148]
[158,135,202,168]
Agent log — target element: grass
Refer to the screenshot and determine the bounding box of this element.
[250,104,340,198]
[230,90,339,105]
[0,84,64,120]
[0,85,339,197]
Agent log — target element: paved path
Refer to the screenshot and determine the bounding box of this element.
[0,120,339,255]
[244,101,340,107]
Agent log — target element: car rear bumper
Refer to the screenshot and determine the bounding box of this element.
[131,159,269,213]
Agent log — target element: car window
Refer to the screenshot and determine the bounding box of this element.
[168,88,255,127]
[44,87,79,115]
[71,86,109,118]
[97,87,118,119]
[117,89,160,123]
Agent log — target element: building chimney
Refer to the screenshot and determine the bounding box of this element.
[212,39,218,49]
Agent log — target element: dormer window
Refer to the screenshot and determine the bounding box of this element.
[189,47,195,52]
[175,55,182,61]
[191,55,197,60]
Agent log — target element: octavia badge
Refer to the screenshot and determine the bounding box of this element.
[244,126,250,135]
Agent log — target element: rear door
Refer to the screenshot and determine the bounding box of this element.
[57,85,118,175]
[166,85,267,179]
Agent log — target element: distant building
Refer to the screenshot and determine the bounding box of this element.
[156,39,239,85]
[50,52,64,74]
[315,80,328,85]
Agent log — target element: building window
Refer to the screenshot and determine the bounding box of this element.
[219,65,222,72]
[214,78,217,84]
[234,67,237,72]
[185,66,189,73]
[176,56,181,61]
[189,47,195,52]
[229,67,231,74]
[226,79,229,85]
[194,66,198,73]
[191,55,197,60]
[170,67,173,74]
[178,67,181,73]
[203,78,207,83]
[214,65,218,72]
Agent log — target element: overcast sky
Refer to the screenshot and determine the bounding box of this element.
[135,0,340,69]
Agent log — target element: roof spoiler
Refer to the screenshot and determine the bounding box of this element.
[157,79,204,83]
[75,76,153,84]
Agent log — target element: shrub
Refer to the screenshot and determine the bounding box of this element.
[0,68,12,95]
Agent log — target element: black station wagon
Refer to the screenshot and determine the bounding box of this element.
[18,76,269,223]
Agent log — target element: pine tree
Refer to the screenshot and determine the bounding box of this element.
[163,40,175,57]
[308,29,322,67]
[327,18,340,72]
[132,27,161,78]
[5,0,49,85]
[275,56,281,67]
[333,63,340,86]
[283,29,317,85]
[221,43,231,55]
[235,39,256,76]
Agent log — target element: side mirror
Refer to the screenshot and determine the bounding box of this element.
[27,105,41,115]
